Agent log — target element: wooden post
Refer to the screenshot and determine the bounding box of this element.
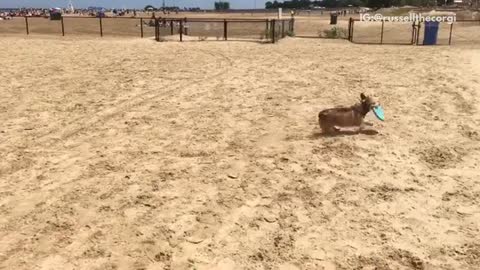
[351,19,354,42]
[156,19,160,41]
[99,17,103,37]
[179,20,183,42]
[61,16,65,36]
[266,19,269,33]
[140,18,144,38]
[282,20,285,37]
[380,20,384,44]
[271,19,276,43]
[224,19,227,40]
[25,17,29,35]
[448,23,453,45]
[170,20,174,35]
[348,18,352,41]
[416,22,421,45]
[291,18,295,33]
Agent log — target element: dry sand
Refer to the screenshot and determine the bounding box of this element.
[0,35,479,270]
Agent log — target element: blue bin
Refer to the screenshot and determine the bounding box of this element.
[423,21,439,45]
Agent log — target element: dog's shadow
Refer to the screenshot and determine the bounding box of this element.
[310,129,379,138]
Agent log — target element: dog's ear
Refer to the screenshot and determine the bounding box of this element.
[360,93,367,101]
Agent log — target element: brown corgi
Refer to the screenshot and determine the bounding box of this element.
[318,93,378,134]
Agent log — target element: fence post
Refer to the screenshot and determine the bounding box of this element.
[282,20,285,37]
[266,19,269,34]
[155,19,157,41]
[170,19,174,35]
[224,19,228,40]
[179,20,183,42]
[416,22,421,45]
[380,20,384,44]
[61,16,65,36]
[348,18,352,41]
[350,19,354,42]
[271,19,276,43]
[140,18,144,38]
[99,17,103,37]
[25,17,29,35]
[291,18,295,33]
[448,22,453,45]
[155,18,159,41]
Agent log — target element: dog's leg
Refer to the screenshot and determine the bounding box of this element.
[320,124,339,135]
[358,122,367,132]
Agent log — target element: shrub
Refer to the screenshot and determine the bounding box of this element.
[321,27,348,39]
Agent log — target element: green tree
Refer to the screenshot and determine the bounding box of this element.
[215,1,230,10]
[367,0,385,8]
[324,0,338,7]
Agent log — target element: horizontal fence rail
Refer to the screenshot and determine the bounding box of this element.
[154,17,293,43]
[0,16,294,43]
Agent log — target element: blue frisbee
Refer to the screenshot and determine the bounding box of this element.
[372,105,385,121]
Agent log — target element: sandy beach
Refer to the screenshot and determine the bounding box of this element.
[0,35,479,270]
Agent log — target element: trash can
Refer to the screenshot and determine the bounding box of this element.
[423,21,439,45]
[330,13,338,25]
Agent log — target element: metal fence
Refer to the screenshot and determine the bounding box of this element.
[347,18,480,46]
[154,17,294,43]
[294,17,350,38]
[0,16,294,43]
[0,16,150,37]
